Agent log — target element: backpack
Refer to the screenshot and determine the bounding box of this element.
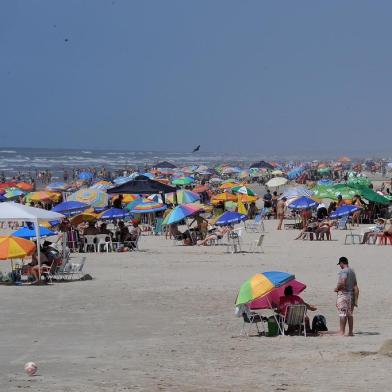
[312,315,328,332]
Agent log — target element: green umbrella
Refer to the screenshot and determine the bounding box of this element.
[357,188,390,205]
[313,185,335,199]
[231,186,255,196]
[347,177,372,188]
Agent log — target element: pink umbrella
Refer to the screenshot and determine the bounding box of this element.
[249,280,306,310]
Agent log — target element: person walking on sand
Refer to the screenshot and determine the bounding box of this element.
[276,197,287,230]
[334,257,359,336]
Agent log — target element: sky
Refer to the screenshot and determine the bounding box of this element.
[1,1,391,155]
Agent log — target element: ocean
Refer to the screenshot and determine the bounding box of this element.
[0,148,263,180]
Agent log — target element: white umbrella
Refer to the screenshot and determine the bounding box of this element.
[266,177,288,187]
[0,202,65,281]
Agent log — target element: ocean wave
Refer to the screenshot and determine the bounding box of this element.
[0,150,16,153]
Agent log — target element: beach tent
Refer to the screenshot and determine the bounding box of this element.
[249,161,274,170]
[108,175,176,204]
[0,202,65,279]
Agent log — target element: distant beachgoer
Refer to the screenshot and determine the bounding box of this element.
[334,257,359,336]
[276,197,287,230]
[263,189,272,209]
[112,194,123,209]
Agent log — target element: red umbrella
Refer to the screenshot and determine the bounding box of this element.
[249,279,306,310]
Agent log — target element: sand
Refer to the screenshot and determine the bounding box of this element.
[0,219,392,391]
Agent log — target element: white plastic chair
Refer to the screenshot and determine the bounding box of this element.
[96,234,112,252]
[83,235,97,252]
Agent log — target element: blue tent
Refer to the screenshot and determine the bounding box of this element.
[215,211,247,226]
[12,226,56,240]
[52,201,89,216]
[288,196,318,210]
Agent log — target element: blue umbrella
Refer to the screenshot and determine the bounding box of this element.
[79,172,94,181]
[113,176,133,185]
[12,226,56,240]
[288,196,318,210]
[317,179,333,186]
[0,194,6,202]
[47,181,68,191]
[99,208,131,220]
[330,205,360,219]
[52,201,89,216]
[215,211,247,226]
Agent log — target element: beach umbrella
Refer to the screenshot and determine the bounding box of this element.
[312,185,335,200]
[0,182,17,190]
[113,176,133,185]
[52,201,89,216]
[231,186,255,196]
[16,182,33,192]
[209,177,223,184]
[288,196,319,210]
[98,208,131,220]
[79,172,94,181]
[12,226,56,240]
[347,177,371,188]
[70,212,98,226]
[337,156,351,163]
[0,235,36,260]
[68,189,109,209]
[4,188,25,199]
[172,177,195,186]
[90,180,113,190]
[271,169,284,176]
[129,200,166,214]
[25,191,58,203]
[356,188,390,205]
[122,194,140,204]
[331,185,357,200]
[162,204,203,226]
[215,211,247,226]
[236,271,295,306]
[211,193,237,204]
[166,190,200,205]
[224,201,237,211]
[250,279,306,310]
[219,182,239,190]
[0,194,6,202]
[193,185,209,193]
[330,205,360,219]
[318,167,331,174]
[280,186,314,200]
[47,182,68,191]
[317,179,333,186]
[266,177,287,188]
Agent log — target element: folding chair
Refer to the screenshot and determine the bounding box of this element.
[344,230,362,245]
[245,214,265,233]
[248,233,265,253]
[337,216,348,230]
[280,304,307,337]
[240,306,266,337]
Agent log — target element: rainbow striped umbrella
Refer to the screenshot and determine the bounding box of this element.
[68,189,109,209]
[166,190,200,205]
[4,188,25,199]
[16,182,34,191]
[0,235,36,260]
[47,182,68,191]
[25,191,57,202]
[162,203,203,225]
[91,180,113,190]
[129,200,166,214]
[236,271,295,305]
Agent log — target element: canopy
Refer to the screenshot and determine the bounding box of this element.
[249,161,274,169]
[154,161,177,169]
[107,175,176,196]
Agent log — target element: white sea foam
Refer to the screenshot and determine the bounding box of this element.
[0,150,16,153]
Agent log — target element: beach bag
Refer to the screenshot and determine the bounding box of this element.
[312,315,328,332]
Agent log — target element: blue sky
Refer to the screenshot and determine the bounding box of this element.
[1,1,391,154]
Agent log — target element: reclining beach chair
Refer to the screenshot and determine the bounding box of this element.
[226,228,243,253]
[248,233,265,253]
[280,304,307,337]
[61,256,86,280]
[245,213,265,233]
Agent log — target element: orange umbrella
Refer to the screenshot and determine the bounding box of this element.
[0,236,36,260]
[219,182,239,190]
[16,182,34,191]
[193,185,209,193]
[26,191,60,202]
[211,193,237,204]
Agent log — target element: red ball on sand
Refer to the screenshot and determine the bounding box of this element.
[24,362,38,376]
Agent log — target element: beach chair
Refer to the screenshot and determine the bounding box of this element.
[337,216,348,230]
[239,305,266,337]
[280,304,307,337]
[83,235,97,252]
[153,218,163,235]
[344,230,362,245]
[96,234,113,252]
[62,257,86,280]
[226,228,243,253]
[248,233,265,253]
[245,213,265,233]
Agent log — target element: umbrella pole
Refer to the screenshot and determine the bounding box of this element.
[267,297,284,335]
[35,219,41,283]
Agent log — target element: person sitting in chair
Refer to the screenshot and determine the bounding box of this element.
[278,285,317,332]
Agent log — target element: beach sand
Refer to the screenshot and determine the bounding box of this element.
[0,220,391,391]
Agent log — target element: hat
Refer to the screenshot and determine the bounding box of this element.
[337,256,348,265]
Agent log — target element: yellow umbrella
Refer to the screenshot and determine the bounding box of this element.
[0,236,36,260]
